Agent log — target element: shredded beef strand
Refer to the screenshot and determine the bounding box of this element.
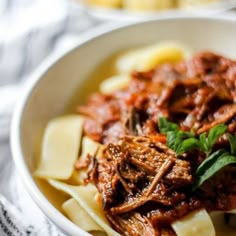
[107,212,160,236]
[145,159,174,197]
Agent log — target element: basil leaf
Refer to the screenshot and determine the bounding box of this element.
[195,149,225,177]
[167,131,176,150]
[159,117,178,133]
[193,154,236,191]
[205,124,227,154]
[208,124,227,144]
[199,132,208,152]
[228,133,236,155]
[167,130,198,155]
[176,138,200,156]
[158,117,235,191]
[159,118,199,155]
[173,131,186,151]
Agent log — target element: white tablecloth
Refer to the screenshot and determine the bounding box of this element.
[0,0,100,235]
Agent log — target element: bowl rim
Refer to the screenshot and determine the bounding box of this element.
[10,14,236,236]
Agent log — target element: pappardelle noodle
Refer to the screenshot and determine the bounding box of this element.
[35,41,236,236]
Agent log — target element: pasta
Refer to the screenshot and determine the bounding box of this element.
[79,136,104,161]
[35,41,236,236]
[115,41,191,73]
[99,74,131,94]
[70,137,104,185]
[34,115,83,180]
[49,180,120,236]
[171,209,215,236]
[62,198,103,232]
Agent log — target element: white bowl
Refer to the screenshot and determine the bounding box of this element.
[73,0,236,21]
[11,15,236,236]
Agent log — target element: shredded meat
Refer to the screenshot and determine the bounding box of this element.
[78,52,236,144]
[107,212,162,236]
[77,52,236,236]
[86,136,196,235]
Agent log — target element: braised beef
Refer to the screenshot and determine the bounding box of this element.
[78,52,236,144]
[85,136,198,235]
[77,52,236,236]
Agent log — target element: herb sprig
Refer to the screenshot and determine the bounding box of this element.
[199,124,227,155]
[159,117,198,156]
[158,117,236,191]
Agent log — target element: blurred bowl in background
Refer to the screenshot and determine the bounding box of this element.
[73,0,236,21]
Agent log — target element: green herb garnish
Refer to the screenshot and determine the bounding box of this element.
[159,117,178,133]
[228,133,236,155]
[158,117,236,191]
[159,117,198,156]
[193,153,236,191]
[199,124,227,155]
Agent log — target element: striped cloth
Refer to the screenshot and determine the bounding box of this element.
[0,0,99,235]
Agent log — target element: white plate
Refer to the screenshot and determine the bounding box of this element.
[73,0,236,21]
